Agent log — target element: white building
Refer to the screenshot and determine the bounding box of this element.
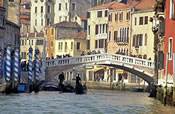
[30,0,54,33]
[30,0,91,33]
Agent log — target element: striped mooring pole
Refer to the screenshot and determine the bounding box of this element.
[13,44,20,82]
[28,47,33,84]
[0,46,2,76]
[5,41,11,82]
[34,48,40,82]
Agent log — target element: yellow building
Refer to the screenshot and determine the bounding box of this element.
[87,2,111,53]
[131,9,155,61]
[45,27,55,59]
[20,32,44,62]
[46,21,83,58]
[55,32,87,57]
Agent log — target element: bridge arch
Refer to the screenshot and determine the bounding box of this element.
[43,53,154,84]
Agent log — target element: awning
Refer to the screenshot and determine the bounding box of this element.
[90,67,103,71]
[116,69,124,74]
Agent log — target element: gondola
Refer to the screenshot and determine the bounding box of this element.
[75,83,87,94]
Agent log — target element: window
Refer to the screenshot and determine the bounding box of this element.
[59,3,61,10]
[119,12,123,21]
[145,16,148,24]
[145,33,147,46]
[108,14,112,21]
[168,37,173,60]
[105,10,108,17]
[77,42,80,50]
[109,31,111,41]
[48,6,51,13]
[51,29,54,35]
[65,16,67,21]
[139,17,143,25]
[87,40,90,49]
[135,17,137,25]
[169,0,175,19]
[35,7,37,13]
[37,40,43,45]
[127,27,129,42]
[114,31,117,42]
[87,12,91,18]
[65,3,67,10]
[139,34,143,46]
[21,52,26,59]
[95,25,98,35]
[72,3,75,10]
[9,0,14,2]
[41,6,43,13]
[95,40,98,48]
[126,11,130,20]
[51,41,53,47]
[99,39,104,48]
[71,42,73,50]
[88,25,90,35]
[115,13,118,22]
[97,11,102,17]
[59,16,62,22]
[47,18,50,25]
[41,19,43,26]
[133,35,136,46]
[35,19,37,26]
[65,42,67,51]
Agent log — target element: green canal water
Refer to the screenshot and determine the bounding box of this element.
[0,90,175,114]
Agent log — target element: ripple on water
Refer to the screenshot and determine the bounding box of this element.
[0,91,175,114]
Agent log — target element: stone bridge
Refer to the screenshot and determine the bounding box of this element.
[41,53,155,84]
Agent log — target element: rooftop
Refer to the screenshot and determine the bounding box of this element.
[57,32,87,40]
[53,21,81,28]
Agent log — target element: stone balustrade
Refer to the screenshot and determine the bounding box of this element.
[44,53,154,68]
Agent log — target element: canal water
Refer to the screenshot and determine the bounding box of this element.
[0,90,175,114]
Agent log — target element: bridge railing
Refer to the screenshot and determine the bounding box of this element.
[44,53,154,68]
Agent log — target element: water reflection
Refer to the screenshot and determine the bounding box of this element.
[0,90,175,114]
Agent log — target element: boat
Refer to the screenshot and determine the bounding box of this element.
[131,88,144,92]
[75,83,87,94]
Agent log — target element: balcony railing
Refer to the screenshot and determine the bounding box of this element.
[96,33,107,39]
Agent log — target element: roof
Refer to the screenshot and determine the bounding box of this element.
[57,32,87,40]
[110,1,132,10]
[78,15,87,20]
[88,1,132,10]
[88,2,115,10]
[20,15,30,19]
[20,19,30,25]
[134,0,156,10]
[22,32,44,38]
[53,21,81,28]
[88,0,155,11]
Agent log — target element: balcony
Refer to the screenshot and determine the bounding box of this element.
[96,33,107,39]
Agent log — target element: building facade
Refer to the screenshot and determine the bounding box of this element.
[107,2,132,55]
[131,10,155,60]
[5,0,21,25]
[20,32,44,62]
[55,32,87,57]
[164,0,175,82]
[20,0,31,36]
[30,0,54,32]
[87,2,112,53]
[45,21,82,58]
